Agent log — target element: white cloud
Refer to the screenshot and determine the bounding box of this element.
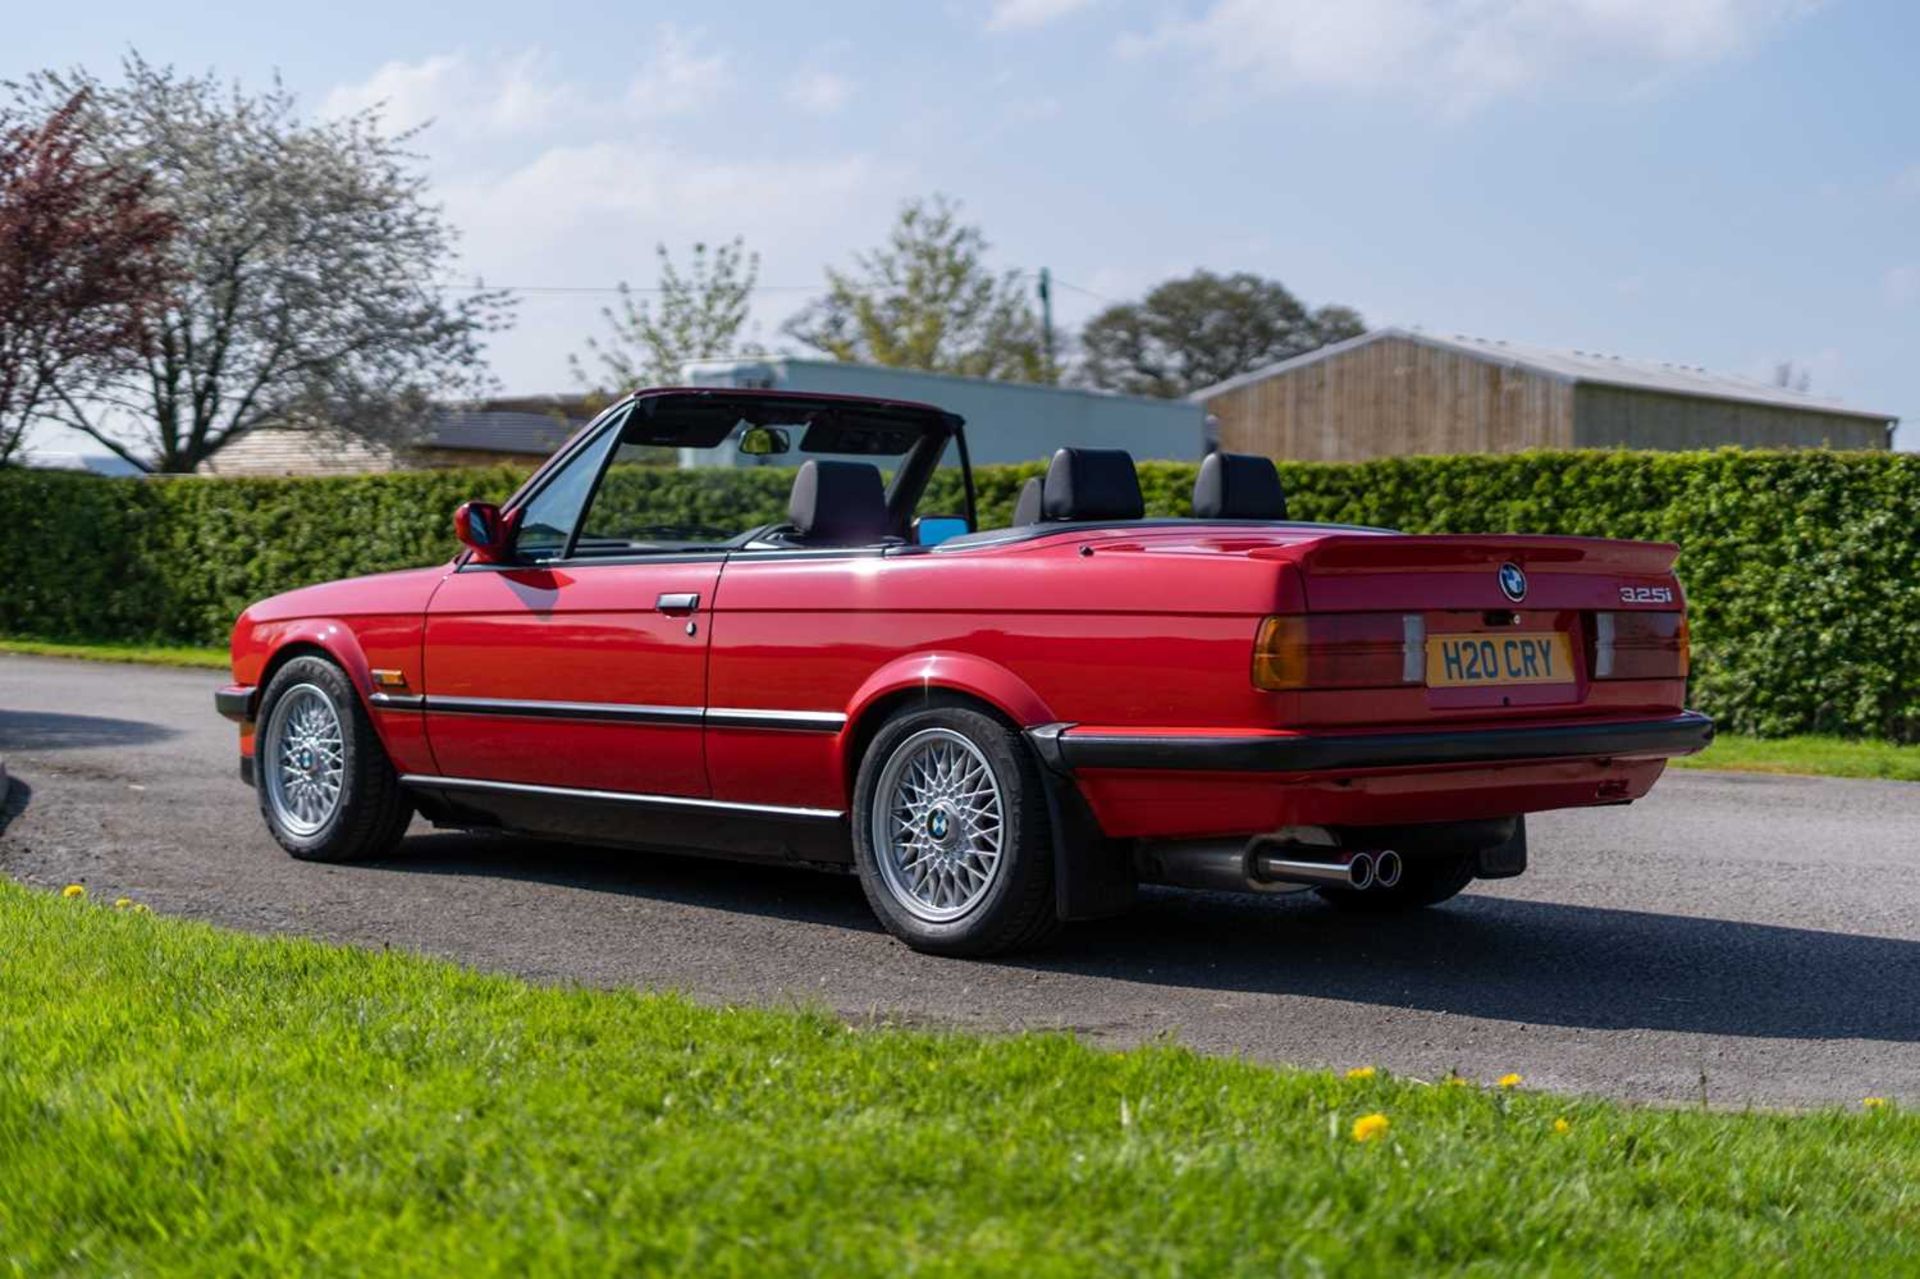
[787,70,853,116]
[1123,0,1821,113]
[320,25,731,144]
[624,25,731,117]
[320,35,907,392]
[1886,265,1920,308]
[986,0,1098,33]
[320,48,575,138]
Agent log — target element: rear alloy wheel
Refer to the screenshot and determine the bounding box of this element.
[1315,851,1476,912]
[852,703,1058,956]
[255,655,413,863]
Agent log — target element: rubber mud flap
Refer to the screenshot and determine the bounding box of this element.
[1035,759,1136,920]
[1475,816,1529,879]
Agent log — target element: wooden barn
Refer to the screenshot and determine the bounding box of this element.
[1193,328,1896,461]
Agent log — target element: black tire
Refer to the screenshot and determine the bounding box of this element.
[1315,851,1476,913]
[851,701,1058,957]
[254,655,413,863]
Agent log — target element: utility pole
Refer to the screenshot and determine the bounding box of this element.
[1037,267,1055,382]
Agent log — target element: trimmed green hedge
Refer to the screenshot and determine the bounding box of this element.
[3,450,1916,741]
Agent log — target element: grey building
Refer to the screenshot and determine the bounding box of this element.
[679,357,1206,467]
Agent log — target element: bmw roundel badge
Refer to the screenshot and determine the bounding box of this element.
[1497,562,1528,603]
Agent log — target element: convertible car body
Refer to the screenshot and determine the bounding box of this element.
[218,388,1711,954]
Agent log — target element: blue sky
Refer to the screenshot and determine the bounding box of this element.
[12,0,1917,451]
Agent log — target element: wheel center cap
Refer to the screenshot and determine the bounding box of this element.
[925,805,957,848]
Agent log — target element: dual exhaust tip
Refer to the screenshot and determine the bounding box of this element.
[1137,835,1405,896]
[1256,847,1403,892]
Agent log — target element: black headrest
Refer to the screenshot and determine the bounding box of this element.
[1192,452,1287,520]
[787,460,889,545]
[1041,448,1144,522]
[1012,476,1046,526]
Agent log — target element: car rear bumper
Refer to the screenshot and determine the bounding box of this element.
[1027,710,1713,775]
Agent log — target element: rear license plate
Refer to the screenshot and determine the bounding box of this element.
[1426,633,1573,688]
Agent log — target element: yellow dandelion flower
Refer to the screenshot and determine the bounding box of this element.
[61,884,86,900]
[1444,1075,1471,1088]
[1553,1118,1572,1134]
[1497,1073,1524,1089]
[1351,1113,1390,1143]
[1862,1097,1888,1110]
[1346,1066,1378,1081]
[132,903,151,914]
[113,897,134,910]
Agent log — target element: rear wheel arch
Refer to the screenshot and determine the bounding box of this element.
[840,654,1056,798]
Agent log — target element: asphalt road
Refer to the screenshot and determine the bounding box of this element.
[5,651,1919,1106]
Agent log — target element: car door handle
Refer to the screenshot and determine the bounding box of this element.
[656,592,700,615]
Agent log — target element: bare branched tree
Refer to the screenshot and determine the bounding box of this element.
[8,55,513,472]
[0,92,175,465]
[570,237,759,397]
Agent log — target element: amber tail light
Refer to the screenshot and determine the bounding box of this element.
[1592,611,1690,680]
[1252,613,1424,691]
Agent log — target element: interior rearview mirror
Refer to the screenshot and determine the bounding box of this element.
[913,514,971,547]
[737,425,792,456]
[453,500,508,562]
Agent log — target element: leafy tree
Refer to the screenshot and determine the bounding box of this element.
[0,92,175,465]
[1078,270,1365,399]
[784,195,1048,382]
[7,55,512,472]
[570,238,759,397]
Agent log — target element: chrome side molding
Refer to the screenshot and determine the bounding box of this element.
[397,773,846,822]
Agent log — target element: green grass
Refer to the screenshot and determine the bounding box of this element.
[0,635,227,669]
[1675,733,1920,783]
[2,881,1916,1275]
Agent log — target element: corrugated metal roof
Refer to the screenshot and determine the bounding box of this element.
[424,409,582,455]
[1191,327,1897,423]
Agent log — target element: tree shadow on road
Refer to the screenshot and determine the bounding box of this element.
[0,710,179,751]
[367,828,1920,1045]
[1029,886,1920,1044]
[371,829,879,932]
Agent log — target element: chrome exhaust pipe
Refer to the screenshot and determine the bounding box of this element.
[1250,849,1372,890]
[1373,849,1403,890]
[1140,835,1402,896]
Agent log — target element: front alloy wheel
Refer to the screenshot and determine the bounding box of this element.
[253,655,413,863]
[263,683,345,837]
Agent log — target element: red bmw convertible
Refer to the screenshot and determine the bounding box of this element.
[217,389,1711,955]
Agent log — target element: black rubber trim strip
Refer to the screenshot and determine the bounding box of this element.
[214,686,256,723]
[417,696,844,731]
[368,692,427,711]
[425,696,704,725]
[1033,710,1715,774]
[239,756,254,787]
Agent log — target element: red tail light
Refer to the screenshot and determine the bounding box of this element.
[1253,613,1422,691]
[1593,612,1690,680]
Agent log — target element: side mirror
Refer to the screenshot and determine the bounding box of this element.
[453,500,509,562]
[737,425,792,457]
[913,514,971,547]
